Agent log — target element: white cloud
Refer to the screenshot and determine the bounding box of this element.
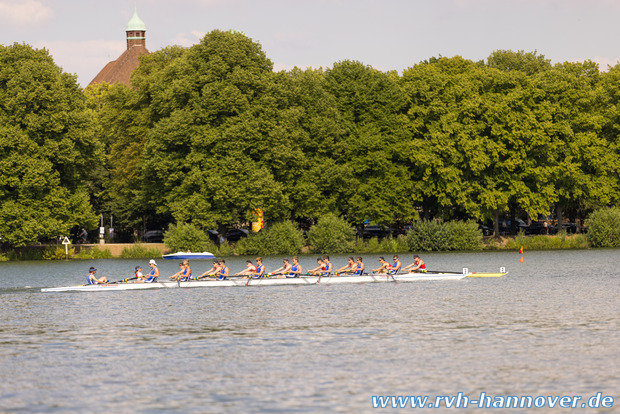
[34,39,125,87]
[591,56,620,71]
[0,0,54,26]
[169,30,206,47]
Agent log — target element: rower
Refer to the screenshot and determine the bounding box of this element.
[353,257,365,275]
[235,260,256,277]
[143,259,159,283]
[253,257,265,279]
[87,267,108,285]
[336,257,356,274]
[322,255,333,276]
[272,258,293,278]
[170,260,192,281]
[391,255,402,274]
[403,255,426,273]
[308,258,325,275]
[217,260,229,280]
[373,257,392,274]
[199,260,220,279]
[288,256,303,278]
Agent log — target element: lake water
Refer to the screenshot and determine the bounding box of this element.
[0,250,618,413]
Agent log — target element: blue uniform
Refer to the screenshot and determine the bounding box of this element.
[390,262,400,274]
[180,268,191,282]
[354,264,363,275]
[217,267,228,280]
[253,264,265,279]
[144,268,158,283]
[287,264,299,278]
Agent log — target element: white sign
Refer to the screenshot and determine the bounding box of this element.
[61,237,71,245]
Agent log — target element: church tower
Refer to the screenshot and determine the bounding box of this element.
[126,6,146,49]
[89,5,150,87]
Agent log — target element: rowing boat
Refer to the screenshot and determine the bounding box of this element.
[41,271,470,292]
[162,251,216,260]
[467,267,508,278]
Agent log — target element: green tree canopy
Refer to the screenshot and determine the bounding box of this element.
[0,43,100,245]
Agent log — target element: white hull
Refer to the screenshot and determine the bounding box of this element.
[41,272,468,292]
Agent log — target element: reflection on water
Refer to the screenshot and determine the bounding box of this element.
[0,251,618,412]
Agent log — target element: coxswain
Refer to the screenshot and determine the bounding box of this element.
[373,257,392,274]
[134,265,144,280]
[87,267,108,285]
[403,255,426,273]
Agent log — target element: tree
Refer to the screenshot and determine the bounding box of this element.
[0,43,100,246]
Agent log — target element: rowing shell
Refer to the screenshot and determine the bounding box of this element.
[41,271,469,292]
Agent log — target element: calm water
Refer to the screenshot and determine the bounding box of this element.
[0,251,618,413]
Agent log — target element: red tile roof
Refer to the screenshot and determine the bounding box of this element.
[89,45,150,87]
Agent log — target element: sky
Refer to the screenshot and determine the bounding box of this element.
[2,0,620,87]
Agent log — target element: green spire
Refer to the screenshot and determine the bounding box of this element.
[126,5,146,31]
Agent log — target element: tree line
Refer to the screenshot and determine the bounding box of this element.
[1,31,619,246]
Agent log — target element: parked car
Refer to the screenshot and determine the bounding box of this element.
[362,225,394,239]
[143,230,164,243]
[525,222,557,235]
[561,223,577,234]
[499,219,528,235]
[207,229,250,243]
[478,224,493,236]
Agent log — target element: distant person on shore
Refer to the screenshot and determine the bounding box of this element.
[403,255,426,273]
[87,267,108,285]
[373,257,392,274]
[79,228,88,244]
[337,257,356,274]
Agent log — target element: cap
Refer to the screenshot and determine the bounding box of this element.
[149,259,157,265]
[135,266,142,271]
[89,267,97,272]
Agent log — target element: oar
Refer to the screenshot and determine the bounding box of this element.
[107,276,139,284]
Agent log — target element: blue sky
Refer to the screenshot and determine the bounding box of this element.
[2,0,620,87]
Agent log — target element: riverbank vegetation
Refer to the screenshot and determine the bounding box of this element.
[2,34,620,253]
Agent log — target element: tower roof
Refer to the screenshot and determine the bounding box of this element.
[126,6,146,31]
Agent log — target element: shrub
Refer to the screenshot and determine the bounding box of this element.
[445,220,483,251]
[405,220,450,251]
[43,246,72,260]
[586,207,620,248]
[120,244,164,259]
[164,223,216,253]
[406,220,482,251]
[307,213,355,254]
[236,221,305,255]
